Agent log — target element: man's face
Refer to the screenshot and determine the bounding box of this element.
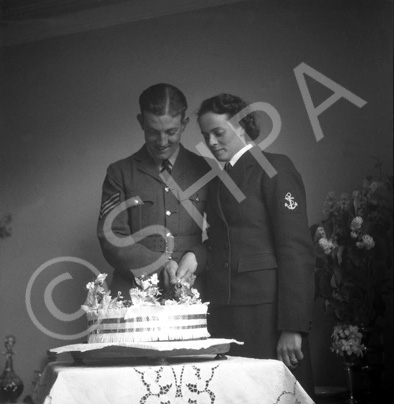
[138,111,188,163]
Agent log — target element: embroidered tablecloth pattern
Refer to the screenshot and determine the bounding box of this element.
[32,356,315,404]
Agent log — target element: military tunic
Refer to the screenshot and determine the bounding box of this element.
[97,144,210,296]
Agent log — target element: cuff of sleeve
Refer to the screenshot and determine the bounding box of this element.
[183,244,208,276]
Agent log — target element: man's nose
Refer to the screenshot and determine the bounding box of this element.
[157,133,168,145]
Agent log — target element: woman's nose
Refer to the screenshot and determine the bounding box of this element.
[208,134,217,146]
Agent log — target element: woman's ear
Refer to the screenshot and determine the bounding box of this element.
[237,127,248,145]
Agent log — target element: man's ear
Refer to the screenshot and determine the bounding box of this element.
[182,116,189,130]
[137,113,144,129]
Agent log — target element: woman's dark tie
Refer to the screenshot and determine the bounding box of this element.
[219,162,232,206]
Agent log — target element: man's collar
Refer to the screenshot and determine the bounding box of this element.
[166,145,180,167]
[145,144,181,169]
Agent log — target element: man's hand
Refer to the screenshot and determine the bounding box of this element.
[276,331,303,370]
[176,252,198,286]
[162,260,178,290]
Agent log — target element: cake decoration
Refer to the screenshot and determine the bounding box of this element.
[81,273,210,343]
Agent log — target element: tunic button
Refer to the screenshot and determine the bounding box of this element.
[223,262,229,269]
[224,242,229,248]
[164,187,170,192]
[165,210,172,216]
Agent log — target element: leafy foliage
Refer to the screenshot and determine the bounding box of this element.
[312,176,393,327]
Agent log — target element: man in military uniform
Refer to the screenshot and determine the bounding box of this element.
[97,83,211,297]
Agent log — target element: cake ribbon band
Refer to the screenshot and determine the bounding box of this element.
[88,314,206,324]
[88,324,207,334]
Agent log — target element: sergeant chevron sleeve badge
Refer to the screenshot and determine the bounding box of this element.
[100,192,120,219]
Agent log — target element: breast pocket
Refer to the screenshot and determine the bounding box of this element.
[126,189,156,232]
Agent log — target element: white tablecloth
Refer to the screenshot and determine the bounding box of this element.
[32,356,315,404]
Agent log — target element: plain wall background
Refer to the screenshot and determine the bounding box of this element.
[1,0,392,397]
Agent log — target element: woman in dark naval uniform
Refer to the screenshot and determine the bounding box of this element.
[177,93,316,399]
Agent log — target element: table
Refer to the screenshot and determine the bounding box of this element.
[32,355,315,404]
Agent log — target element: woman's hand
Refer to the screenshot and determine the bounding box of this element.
[276,331,303,370]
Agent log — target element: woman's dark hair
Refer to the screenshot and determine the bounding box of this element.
[139,83,188,118]
[197,93,260,140]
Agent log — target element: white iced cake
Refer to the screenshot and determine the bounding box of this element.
[82,273,210,343]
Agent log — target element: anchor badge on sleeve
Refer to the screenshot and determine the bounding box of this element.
[284,192,298,210]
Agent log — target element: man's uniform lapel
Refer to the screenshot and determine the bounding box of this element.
[133,145,162,183]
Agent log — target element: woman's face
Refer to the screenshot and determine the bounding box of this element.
[198,112,246,162]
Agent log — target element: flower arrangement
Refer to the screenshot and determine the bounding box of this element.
[331,324,366,360]
[312,175,393,327]
[81,273,202,313]
[81,273,128,312]
[129,274,162,306]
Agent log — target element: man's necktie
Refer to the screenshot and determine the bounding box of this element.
[224,162,232,174]
[161,159,172,174]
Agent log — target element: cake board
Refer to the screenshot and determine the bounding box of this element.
[48,338,242,365]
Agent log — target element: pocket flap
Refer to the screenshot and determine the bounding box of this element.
[237,252,277,273]
[180,190,208,204]
[132,190,155,204]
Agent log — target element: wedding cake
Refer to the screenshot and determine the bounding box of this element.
[81,273,210,343]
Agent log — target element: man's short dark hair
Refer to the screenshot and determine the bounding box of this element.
[139,83,188,118]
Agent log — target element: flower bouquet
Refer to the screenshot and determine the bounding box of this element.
[331,324,366,362]
[312,176,393,328]
[331,324,367,404]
